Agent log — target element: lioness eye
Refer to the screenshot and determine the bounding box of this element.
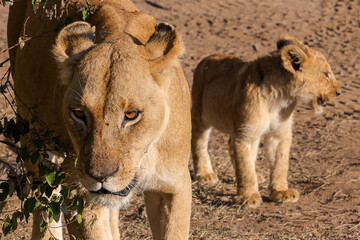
[124,111,139,120]
[72,109,86,122]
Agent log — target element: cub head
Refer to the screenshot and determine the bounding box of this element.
[53,20,183,206]
[278,34,340,113]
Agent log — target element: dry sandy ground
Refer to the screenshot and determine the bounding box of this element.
[0,0,359,239]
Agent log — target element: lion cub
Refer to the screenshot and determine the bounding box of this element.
[191,35,339,208]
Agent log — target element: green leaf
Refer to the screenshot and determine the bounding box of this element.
[40,196,49,204]
[30,152,40,164]
[0,182,9,201]
[24,197,37,222]
[22,181,31,198]
[77,214,82,224]
[8,181,15,197]
[35,201,42,210]
[2,221,11,235]
[40,184,46,194]
[49,237,55,240]
[48,209,54,223]
[10,211,20,231]
[60,187,70,199]
[40,220,47,233]
[72,198,78,208]
[51,194,59,202]
[82,8,89,21]
[77,199,84,214]
[70,234,77,240]
[45,186,54,198]
[60,204,68,215]
[74,157,78,167]
[20,149,31,161]
[43,152,49,160]
[45,169,57,186]
[54,171,66,186]
[51,201,61,216]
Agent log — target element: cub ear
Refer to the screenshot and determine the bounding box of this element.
[280,45,307,73]
[53,22,96,85]
[145,23,184,71]
[276,34,302,50]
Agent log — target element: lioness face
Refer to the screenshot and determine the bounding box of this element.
[53,21,183,205]
[279,38,340,114]
[62,40,169,204]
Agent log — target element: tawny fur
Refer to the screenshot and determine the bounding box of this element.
[8,0,191,239]
[191,35,339,208]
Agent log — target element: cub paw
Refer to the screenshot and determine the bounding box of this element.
[270,188,299,203]
[196,173,219,186]
[235,192,263,209]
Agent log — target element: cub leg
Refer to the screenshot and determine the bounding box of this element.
[144,173,191,240]
[228,137,265,184]
[230,134,262,208]
[191,121,218,185]
[264,121,299,203]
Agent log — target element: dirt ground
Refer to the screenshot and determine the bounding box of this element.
[0,0,359,239]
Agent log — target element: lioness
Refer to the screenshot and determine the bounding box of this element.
[191,35,339,208]
[8,0,191,239]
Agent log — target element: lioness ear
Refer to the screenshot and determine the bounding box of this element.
[53,22,96,85]
[145,23,184,71]
[277,34,302,50]
[280,45,307,72]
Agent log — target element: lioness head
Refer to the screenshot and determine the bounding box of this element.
[52,19,183,205]
[277,34,340,113]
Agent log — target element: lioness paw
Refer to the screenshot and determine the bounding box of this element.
[196,172,219,186]
[235,193,262,209]
[270,189,299,203]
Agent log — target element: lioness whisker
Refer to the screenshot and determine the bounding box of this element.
[68,88,83,100]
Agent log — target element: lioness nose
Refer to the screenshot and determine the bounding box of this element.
[85,165,119,182]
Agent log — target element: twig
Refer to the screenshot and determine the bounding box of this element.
[0,58,10,67]
[145,0,170,10]
[0,140,21,155]
[0,157,16,173]
[350,222,360,231]
[2,28,56,55]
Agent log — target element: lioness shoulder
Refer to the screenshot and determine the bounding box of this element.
[9,0,192,239]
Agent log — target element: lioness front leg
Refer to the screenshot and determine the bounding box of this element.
[66,205,115,239]
[264,121,299,203]
[109,206,120,239]
[144,174,191,240]
[191,121,219,185]
[31,186,63,240]
[230,135,262,208]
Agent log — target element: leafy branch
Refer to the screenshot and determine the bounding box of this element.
[0,0,99,239]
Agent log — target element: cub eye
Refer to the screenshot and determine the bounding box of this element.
[72,109,86,122]
[324,72,330,80]
[124,111,139,121]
